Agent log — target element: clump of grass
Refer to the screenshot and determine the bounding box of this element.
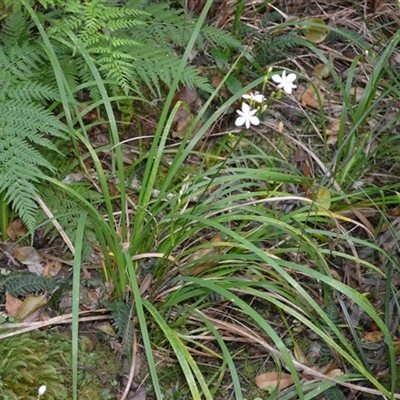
[22,2,400,400]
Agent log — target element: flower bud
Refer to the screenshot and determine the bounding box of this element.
[38,385,47,396]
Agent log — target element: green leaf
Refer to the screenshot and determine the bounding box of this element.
[225,75,243,95]
[302,18,329,44]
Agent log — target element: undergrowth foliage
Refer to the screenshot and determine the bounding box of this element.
[2,0,400,399]
[0,272,57,301]
[0,0,242,236]
[45,0,242,97]
[0,333,68,399]
[0,30,68,232]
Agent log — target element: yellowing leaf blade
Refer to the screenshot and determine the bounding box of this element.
[302,18,328,43]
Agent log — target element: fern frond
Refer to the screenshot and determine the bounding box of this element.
[61,0,148,40]
[255,33,308,64]
[103,300,134,359]
[324,387,346,400]
[43,0,242,97]
[2,179,40,232]
[132,47,213,96]
[0,272,57,297]
[39,182,102,260]
[200,25,244,50]
[0,42,44,77]
[259,11,285,27]
[326,27,367,46]
[104,300,132,337]
[0,11,28,46]
[0,80,61,102]
[0,40,68,233]
[0,100,66,143]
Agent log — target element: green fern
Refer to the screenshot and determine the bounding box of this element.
[0,39,68,232]
[325,27,368,46]
[324,387,346,400]
[0,1,242,237]
[103,300,133,338]
[320,297,342,364]
[0,13,69,233]
[0,272,57,300]
[43,0,242,97]
[0,9,30,45]
[103,300,134,360]
[254,32,309,65]
[38,182,103,261]
[260,11,286,26]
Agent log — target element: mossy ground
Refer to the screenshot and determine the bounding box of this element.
[0,330,121,400]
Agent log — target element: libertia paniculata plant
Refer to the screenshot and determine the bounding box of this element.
[18,2,400,399]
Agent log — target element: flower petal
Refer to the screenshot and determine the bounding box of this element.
[283,82,297,94]
[249,116,260,126]
[253,93,265,103]
[38,385,47,396]
[241,103,251,113]
[271,70,297,94]
[235,103,260,129]
[271,74,283,83]
[235,116,246,127]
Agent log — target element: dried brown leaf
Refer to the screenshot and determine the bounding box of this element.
[139,273,152,295]
[15,294,47,321]
[171,105,193,139]
[313,359,337,376]
[42,260,62,277]
[129,386,146,400]
[292,147,307,163]
[294,341,310,365]
[364,331,383,342]
[350,87,365,102]
[299,80,324,109]
[6,218,26,241]
[326,135,338,145]
[326,368,343,379]
[312,63,331,79]
[5,292,23,317]
[170,86,202,139]
[326,119,341,136]
[14,246,43,265]
[227,136,250,148]
[27,263,45,276]
[255,371,294,391]
[81,287,101,310]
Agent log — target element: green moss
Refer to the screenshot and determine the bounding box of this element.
[0,331,121,400]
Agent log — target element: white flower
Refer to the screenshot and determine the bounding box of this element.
[271,70,297,94]
[38,385,47,396]
[235,103,260,129]
[242,91,265,103]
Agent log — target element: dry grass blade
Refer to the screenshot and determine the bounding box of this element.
[193,310,400,398]
[0,310,110,339]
